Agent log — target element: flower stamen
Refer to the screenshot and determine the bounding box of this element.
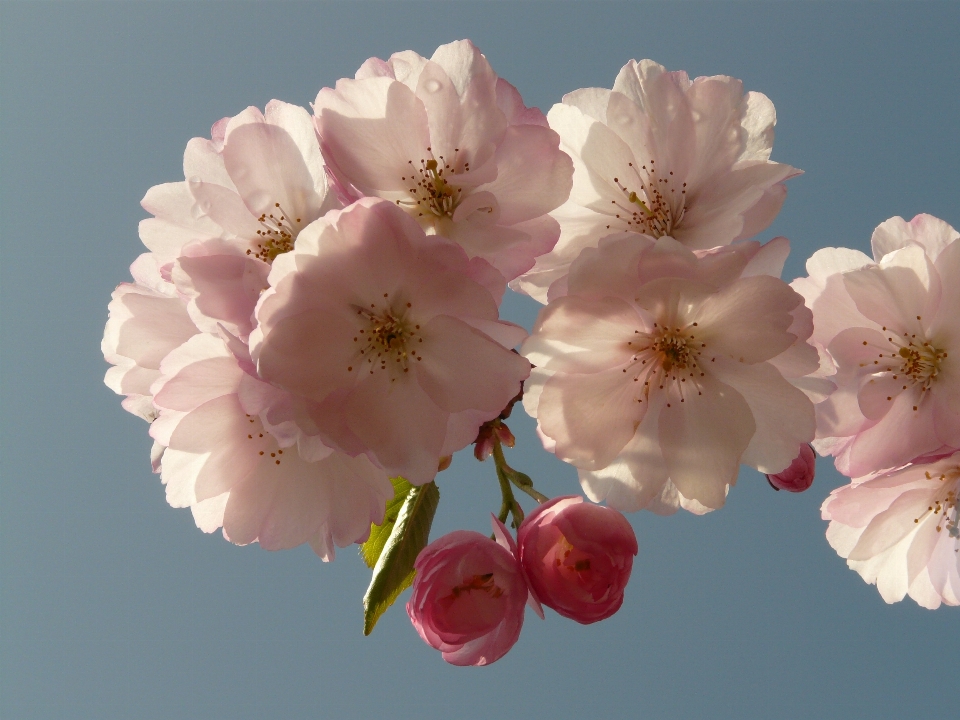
[397,147,467,219]
[350,300,420,379]
[611,160,686,237]
[247,202,302,263]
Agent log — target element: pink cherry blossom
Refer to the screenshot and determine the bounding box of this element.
[515,59,799,302]
[407,516,536,666]
[517,496,637,623]
[103,253,200,421]
[149,331,393,559]
[313,39,573,288]
[251,198,531,486]
[106,100,337,421]
[766,444,816,492]
[139,100,338,338]
[103,101,401,556]
[522,233,822,514]
[792,214,960,477]
[141,99,335,264]
[822,451,960,609]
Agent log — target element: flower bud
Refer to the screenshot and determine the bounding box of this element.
[517,496,637,624]
[407,517,530,666]
[766,444,816,492]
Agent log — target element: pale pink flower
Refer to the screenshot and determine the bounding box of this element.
[516,59,799,303]
[104,102,398,559]
[407,516,538,666]
[522,233,822,514]
[105,251,392,557]
[517,496,637,623]
[139,100,338,338]
[822,451,960,609]
[141,99,334,264]
[313,39,573,288]
[251,199,531,486]
[102,253,200,421]
[106,99,334,419]
[149,332,393,560]
[766,443,816,492]
[792,214,960,477]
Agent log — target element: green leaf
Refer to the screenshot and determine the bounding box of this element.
[362,480,440,636]
[359,477,414,569]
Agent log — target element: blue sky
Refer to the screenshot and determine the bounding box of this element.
[1,2,957,718]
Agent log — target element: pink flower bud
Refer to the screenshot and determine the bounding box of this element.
[766,444,816,492]
[473,434,495,461]
[407,517,530,666]
[517,496,637,624]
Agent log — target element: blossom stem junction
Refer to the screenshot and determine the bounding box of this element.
[491,430,549,531]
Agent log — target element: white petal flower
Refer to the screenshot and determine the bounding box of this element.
[792,214,960,477]
[150,333,393,560]
[522,234,817,513]
[516,59,799,302]
[314,40,573,288]
[251,199,531,486]
[822,451,960,609]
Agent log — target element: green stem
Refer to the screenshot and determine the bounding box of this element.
[492,437,549,506]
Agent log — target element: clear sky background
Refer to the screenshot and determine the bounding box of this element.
[1,2,958,718]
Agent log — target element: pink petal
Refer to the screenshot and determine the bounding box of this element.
[565,233,653,301]
[222,120,323,221]
[478,124,572,225]
[255,306,359,403]
[659,373,754,509]
[842,246,937,336]
[717,359,815,474]
[345,370,447,485]
[522,295,640,373]
[844,388,940,477]
[316,79,431,195]
[693,274,801,364]
[415,314,529,414]
[173,252,268,337]
[538,365,645,471]
[848,488,933,561]
[578,394,670,512]
[495,77,548,127]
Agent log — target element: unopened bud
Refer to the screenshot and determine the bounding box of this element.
[766,444,816,492]
[474,435,495,461]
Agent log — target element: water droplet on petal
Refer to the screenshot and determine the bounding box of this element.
[424,79,442,93]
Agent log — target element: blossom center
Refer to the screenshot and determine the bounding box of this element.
[652,331,693,373]
[349,297,422,378]
[554,535,592,575]
[897,342,946,388]
[247,202,302,263]
[609,160,686,236]
[398,147,469,220]
[864,323,949,409]
[626,322,708,405]
[446,573,504,601]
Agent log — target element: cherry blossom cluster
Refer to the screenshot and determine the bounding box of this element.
[103,39,957,669]
[795,215,960,608]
